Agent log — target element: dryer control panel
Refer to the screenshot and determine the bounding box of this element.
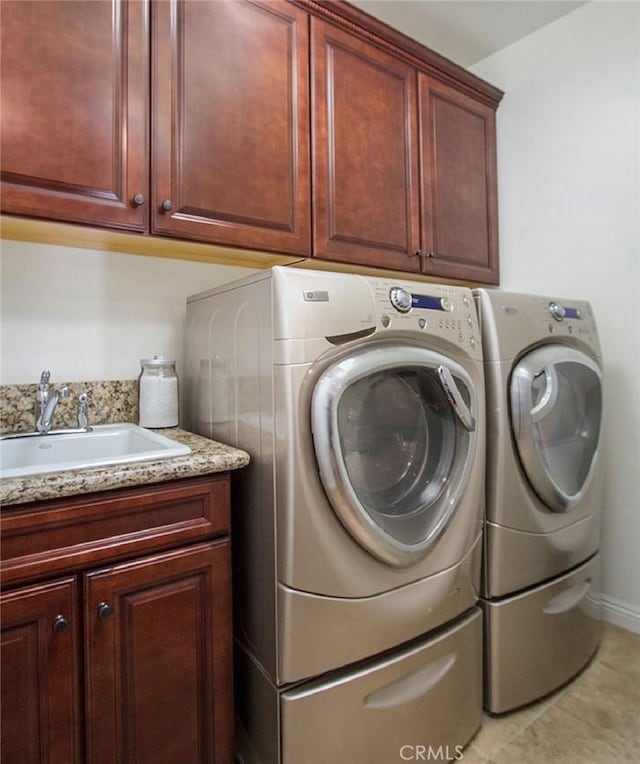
[474,289,601,362]
[540,299,599,350]
[548,301,583,322]
[365,276,482,359]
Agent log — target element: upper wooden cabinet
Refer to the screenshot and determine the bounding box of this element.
[310,17,499,282]
[0,0,149,231]
[419,76,499,283]
[0,0,502,283]
[152,0,311,255]
[311,18,421,273]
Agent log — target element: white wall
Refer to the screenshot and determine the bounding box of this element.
[0,240,255,383]
[472,1,640,630]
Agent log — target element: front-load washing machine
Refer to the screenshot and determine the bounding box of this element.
[186,267,486,763]
[474,289,604,713]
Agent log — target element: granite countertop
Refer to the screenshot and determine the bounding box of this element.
[0,428,250,507]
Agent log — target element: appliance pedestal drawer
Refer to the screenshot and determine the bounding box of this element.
[237,607,482,764]
[482,554,601,713]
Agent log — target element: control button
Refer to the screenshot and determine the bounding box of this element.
[469,337,476,349]
[389,287,412,313]
[548,323,555,333]
[381,315,391,328]
[568,324,573,334]
[438,318,444,329]
[548,301,566,321]
[418,318,426,329]
[462,296,470,307]
[440,297,454,313]
[467,316,474,327]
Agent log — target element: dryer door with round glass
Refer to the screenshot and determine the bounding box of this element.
[510,345,602,513]
[311,345,479,567]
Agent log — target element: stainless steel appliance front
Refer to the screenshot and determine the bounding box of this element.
[188,268,486,761]
[475,288,604,713]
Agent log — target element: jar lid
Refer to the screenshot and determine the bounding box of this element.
[141,354,175,366]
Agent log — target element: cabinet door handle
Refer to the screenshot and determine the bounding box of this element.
[52,614,69,634]
[161,199,174,212]
[97,601,114,620]
[412,249,424,258]
[427,251,437,259]
[132,193,145,206]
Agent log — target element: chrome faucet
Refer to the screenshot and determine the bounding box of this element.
[0,371,93,442]
[35,370,71,433]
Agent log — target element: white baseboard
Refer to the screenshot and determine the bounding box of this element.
[600,594,640,634]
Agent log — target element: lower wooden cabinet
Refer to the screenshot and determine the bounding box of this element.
[85,542,232,764]
[0,476,233,764]
[1,578,80,764]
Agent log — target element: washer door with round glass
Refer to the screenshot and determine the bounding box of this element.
[311,345,479,567]
[510,345,602,513]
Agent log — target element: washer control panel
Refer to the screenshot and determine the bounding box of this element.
[365,277,481,356]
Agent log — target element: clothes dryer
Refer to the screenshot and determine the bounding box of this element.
[187,267,486,763]
[474,289,603,713]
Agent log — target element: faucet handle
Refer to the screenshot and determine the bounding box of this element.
[77,392,92,431]
[36,371,51,405]
[38,370,51,392]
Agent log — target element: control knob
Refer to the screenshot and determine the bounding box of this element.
[389,287,412,313]
[440,297,454,313]
[548,302,566,321]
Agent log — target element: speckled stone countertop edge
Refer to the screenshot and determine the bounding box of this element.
[0,428,250,507]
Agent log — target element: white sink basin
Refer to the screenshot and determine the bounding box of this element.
[0,424,191,479]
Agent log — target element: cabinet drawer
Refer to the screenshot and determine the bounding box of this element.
[1,475,230,586]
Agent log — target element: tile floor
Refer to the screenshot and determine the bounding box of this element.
[463,623,640,763]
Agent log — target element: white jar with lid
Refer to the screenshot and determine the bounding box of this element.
[138,355,179,428]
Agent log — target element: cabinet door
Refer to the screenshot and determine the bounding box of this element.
[152,0,310,256]
[1,578,80,764]
[0,0,149,231]
[419,75,499,284]
[84,541,232,764]
[311,19,421,272]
